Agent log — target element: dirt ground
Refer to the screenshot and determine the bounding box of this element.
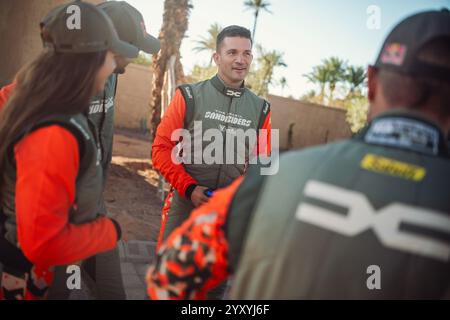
[104,128,164,242]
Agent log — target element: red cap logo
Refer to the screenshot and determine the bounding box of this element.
[381,43,407,66]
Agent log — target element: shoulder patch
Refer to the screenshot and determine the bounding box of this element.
[262,100,270,115]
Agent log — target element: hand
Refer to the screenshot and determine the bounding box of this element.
[190,186,210,207]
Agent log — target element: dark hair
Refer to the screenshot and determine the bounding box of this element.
[0,48,107,187]
[379,37,450,117]
[216,25,252,51]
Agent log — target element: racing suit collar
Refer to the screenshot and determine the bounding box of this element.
[357,108,449,157]
[210,74,245,98]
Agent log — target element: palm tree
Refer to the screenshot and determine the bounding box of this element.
[256,45,287,96]
[300,89,318,103]
[279,76,288,95]
[344,65,366,97]
[304,65,329,104]
[193,22,222,64]
[149,0,192,143]
[243,0,272,42]
[323,56,346,104]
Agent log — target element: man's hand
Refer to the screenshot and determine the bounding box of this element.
[190,186,210,207]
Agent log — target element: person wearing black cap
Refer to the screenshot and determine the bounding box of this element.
[30,1,160,300]
[0,1,137,300]
[89,1,159,211]
[229,8,450,299]
[147,9,450,299]
[82,0,159,301]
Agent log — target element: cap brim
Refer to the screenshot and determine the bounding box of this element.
[139,34,161,54]
[111,38,139,59]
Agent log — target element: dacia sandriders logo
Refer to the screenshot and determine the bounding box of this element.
[89,97,114,114]
[205,110,252,127]
[296,180,450,262]
[225,89,243,98]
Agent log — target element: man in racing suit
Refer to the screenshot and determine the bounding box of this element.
[152,25,271,247]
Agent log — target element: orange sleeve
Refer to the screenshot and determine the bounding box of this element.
[151,89,198,198]
[256,110,271,156]
[14,125,118,269]
[0,81,17,111]
[147,177,243,300]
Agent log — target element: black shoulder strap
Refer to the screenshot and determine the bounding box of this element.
[257,99,271,130]
[8,116,91,177]
[112,74,119,97]
[0,115,95,271]
[178,84,195,129]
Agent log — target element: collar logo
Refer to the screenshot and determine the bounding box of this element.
[263,101,269,114]
[226,89,242,98]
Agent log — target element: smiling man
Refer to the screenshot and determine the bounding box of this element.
[152,25,271,299]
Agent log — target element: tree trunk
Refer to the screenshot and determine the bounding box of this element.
[329,83,336,105]
[319,83,325,104]
[252,10,259,41]
[149,0,191,144]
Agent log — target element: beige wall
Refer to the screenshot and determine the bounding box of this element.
[114,63,154,131]
[268,95,352,150]
[114,66,352,149]
[0,0,103,86]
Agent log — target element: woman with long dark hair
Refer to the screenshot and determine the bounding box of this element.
[0,2,137,300]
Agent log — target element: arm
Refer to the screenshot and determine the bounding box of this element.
[151,89,198,199]
[15,126,119,269]
[146,177,244,300]
[257,110,271,156]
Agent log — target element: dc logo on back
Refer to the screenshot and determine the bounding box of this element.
[296,180,450,262]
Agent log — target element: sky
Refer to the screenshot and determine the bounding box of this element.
[124,0,450,98]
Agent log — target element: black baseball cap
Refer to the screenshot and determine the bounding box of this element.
[40,4,65,29]
[97,1,160,55]
[44,1,138,58]
[374,9,450,81]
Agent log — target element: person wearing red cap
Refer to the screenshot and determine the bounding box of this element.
[147,9,450,299]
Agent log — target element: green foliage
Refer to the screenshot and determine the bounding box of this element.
[193,23,222,64]
[304,66,329,104]
[253,45,287,96]
[188,64,218,83]
[302,58,369,132]
[345,94,369,133]
[133,52,152,66]
[323,56,346,103]
[243,0,272,41]
[300,89,321,104]
[344,65,367,97]
[243,0,272,12]
[303,57,367,106]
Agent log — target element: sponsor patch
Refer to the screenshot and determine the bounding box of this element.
[381,43,407,66]
[361,153,426,181]
[364,117,439,156]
